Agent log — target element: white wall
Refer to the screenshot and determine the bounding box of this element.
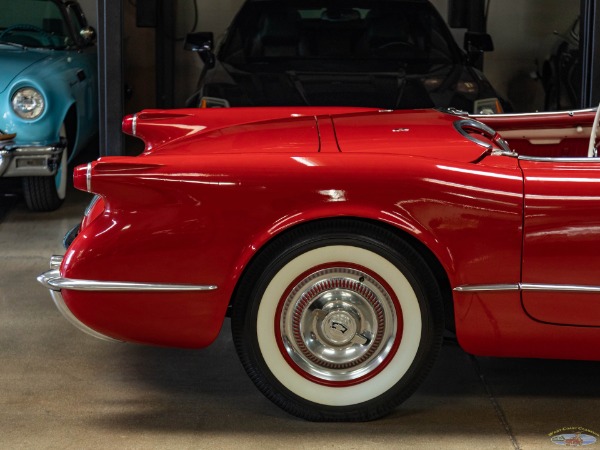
[487,0,579,111]
[431,0,579,111]
[79,0,97,28]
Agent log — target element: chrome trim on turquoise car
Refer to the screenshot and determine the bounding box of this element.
[0,141,65,177]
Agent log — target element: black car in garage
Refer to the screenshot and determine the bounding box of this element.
[185,0,506,114]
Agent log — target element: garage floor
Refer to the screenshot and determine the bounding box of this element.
[2,183,600,449]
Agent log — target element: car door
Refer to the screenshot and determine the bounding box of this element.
[520,155,600,327]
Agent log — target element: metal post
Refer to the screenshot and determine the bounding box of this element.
[469,0,486,33]
[97,0,124,156]
[156,0,175,108]
[580,0,600,108]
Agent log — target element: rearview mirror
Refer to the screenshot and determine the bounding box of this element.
[80,26,96,44]
[184,32,216,68]
[464,31,494,53]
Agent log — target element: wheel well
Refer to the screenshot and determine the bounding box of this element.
[64,105,77,153]
[228,217,455,332]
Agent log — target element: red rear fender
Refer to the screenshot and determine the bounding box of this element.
[122,106,377,153]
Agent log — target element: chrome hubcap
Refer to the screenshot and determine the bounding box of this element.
[280,267,399,383]
[320,309,358,346]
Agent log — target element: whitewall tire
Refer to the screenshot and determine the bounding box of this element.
[232,220,444,421]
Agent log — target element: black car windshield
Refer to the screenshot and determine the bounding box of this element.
[0,0,71,49]
[220,0,460,67]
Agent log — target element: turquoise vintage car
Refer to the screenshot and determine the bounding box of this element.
[0,0,98,211]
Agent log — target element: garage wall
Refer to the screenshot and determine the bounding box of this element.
[487,0,579,111]
[79,0,97,28]
[431,0,580,111]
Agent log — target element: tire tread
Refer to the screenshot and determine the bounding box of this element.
[22,176,63,212]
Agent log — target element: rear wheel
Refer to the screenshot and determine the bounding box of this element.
[23,123,68,212]
[231,221,444,421]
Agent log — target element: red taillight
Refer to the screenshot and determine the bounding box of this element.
[73,162,95,193]
[122,114,136,136]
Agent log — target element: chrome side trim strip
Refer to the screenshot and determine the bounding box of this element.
[49,289,122,342]
[518,155,597,163]
[453,284,520,292]
[454,283,600,293]
[38,269,218,292]
[471,108,595,118]
[521,283,600,293]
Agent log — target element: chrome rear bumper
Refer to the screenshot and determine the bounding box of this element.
[37,255,218,342]
[37,256,121,342]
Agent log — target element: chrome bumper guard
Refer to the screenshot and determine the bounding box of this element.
[38,255,218,343]
[37,256,121,342]
[0,141,65,177]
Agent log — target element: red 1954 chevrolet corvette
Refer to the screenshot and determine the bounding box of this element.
[39,105,600,421]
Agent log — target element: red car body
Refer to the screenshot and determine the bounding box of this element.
[39,106,600,421]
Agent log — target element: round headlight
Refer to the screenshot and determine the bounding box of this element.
[11,87,45,119]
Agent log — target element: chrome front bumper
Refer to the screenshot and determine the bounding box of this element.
[0,141,65,177]
[38,255,218,342]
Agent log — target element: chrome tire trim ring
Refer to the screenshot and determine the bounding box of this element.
[279,266,399,384]
[257,245,422,407]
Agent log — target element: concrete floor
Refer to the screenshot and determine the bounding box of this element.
[2,184,600,449]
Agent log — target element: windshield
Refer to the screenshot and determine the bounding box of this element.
[220,0,460,68]
[0,0,71,49]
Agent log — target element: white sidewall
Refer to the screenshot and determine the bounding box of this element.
[256,245,422,407]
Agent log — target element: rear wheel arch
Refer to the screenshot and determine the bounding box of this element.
[64,104,78,157]
[229,217,453,328]
[386,223,455,333]
[229,217,449,421]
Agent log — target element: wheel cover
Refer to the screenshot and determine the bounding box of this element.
[278,265,402,385]
[257,245,422,406]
